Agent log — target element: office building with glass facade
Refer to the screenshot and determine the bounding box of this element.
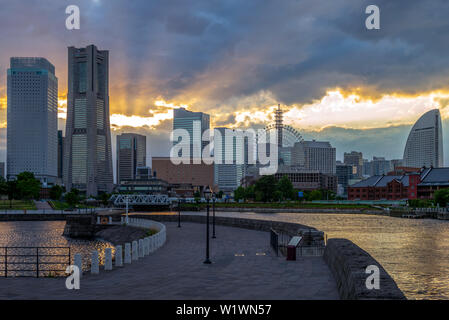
[7,57,58,186]
[64,45,113,196]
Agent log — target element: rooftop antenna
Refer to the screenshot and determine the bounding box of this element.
[274,104,283,148]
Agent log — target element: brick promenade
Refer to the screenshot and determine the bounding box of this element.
[0,222,338,299]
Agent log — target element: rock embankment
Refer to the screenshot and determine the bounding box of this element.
[95,225,149,246]
[324,238,406,300]
[63,215,151,245]
[63,215,96,238]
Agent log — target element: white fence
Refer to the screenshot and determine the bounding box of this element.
[121,217,167,249]
[74,218,167,276]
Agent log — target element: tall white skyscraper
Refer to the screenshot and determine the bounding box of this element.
[173,108,210,159]
[7,57,58,186]
[403,109,444,168]
[214,127,246,193]
[64,45,114,196]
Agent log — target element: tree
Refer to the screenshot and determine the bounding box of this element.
[16,172,41,200]
[194,190,201,204]
[276,175,295,201]
[0,177,8,198]
[49,185,63,200]
[245,185,255,201]
[7,180,19,208]
[434,189,449,207]
[254,175,277,202]
[217,190,224,199]
[307,190,323,201]
[322,189,336,200]
[255,190,264,202]
[65,188,80,208]
[234,186,246,202]
[99,192,110,207]
[273,190,283,202]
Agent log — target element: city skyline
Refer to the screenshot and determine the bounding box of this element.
[1,1,449,166]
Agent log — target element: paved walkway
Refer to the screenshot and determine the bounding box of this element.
[0,222,338,299]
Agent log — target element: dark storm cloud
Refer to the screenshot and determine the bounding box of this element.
[2,0,449,112]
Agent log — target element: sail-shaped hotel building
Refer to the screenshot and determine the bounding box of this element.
[403,109,444,168]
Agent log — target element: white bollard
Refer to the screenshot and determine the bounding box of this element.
[96,216,100,224]
[74,253,83,278]
[115,245,123,267]
[121,216,124,224]
[124,243,132,264]
[138,239,144,258]
[105,248,113,271]
[144,237,150,255]
[108,216,112,225]
[132,241,138,261]
[149,236,154,252]
[91,251,99,274]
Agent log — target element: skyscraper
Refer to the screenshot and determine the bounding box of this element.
[213,127,246,193]
[173,108,210,159]
[344,151,363,178]
[292,140,336,174]
[403,109,444,168]
[116,133,146,183]
[7,57,58,186]
[64,45,113,196]
[57,130,64,180]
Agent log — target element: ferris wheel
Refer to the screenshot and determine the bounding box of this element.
[264,123,303,147]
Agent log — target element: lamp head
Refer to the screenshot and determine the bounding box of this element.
[204,185,212,200]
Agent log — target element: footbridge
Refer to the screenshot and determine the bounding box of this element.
[109,194,171,207]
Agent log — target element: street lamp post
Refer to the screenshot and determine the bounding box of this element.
[178,198,182,228]
[125,195,129,225]
[203,186,212,264]
[212,193,216,239]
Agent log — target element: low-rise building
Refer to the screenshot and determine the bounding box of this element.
[274,168,337,193]
[152,157,215,192]
[348,167,449,200]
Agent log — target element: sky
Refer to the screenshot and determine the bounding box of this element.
[1,0,449,172]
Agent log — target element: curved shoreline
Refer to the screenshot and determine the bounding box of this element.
[131,213,405,300]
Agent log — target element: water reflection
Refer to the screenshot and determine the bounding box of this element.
[0,221,113,273]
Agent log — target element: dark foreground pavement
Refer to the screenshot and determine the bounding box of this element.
[0,222,338,299]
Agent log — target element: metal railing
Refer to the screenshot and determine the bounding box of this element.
[0,247,71,277]
[296,245,325,257]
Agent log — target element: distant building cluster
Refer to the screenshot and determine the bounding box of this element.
[3,46,446,201]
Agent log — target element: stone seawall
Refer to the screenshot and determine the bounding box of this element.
[214,207,383,215]
[0,213,92,221]
[131,214,317,237]
[62,215,97,238]
[324,238,406,300]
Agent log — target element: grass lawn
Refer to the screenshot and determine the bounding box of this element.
[49,200,95,210]
[0,200,37,210]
